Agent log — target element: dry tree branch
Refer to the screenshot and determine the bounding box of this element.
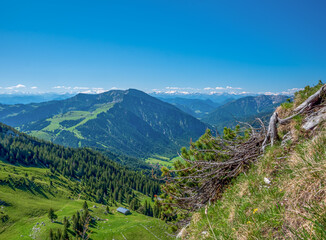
[162,122,266,211]
[262,84,326,151]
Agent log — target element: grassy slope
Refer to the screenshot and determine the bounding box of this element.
[146,155,182,168]
[0,160,172,240]
[183,82,326,239]
[28,103,114,143]
[184,128,326,239]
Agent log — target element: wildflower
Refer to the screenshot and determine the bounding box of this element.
[232,228,236,231]
[264,177,271,184]
[247,221,251,224]
[253,208,258,214]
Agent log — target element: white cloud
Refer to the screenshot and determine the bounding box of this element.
[282,88,303,95]
[52,85,108,94]
[31,86,38,89]
[204,87,213,90]
[73,87,89,90]
[5,84,26,90]
[81,88,107,94]
[165,87,180,90]
[264,92,278,95]
[165,90,177,94]
[215,87,225,90]
[226,86,242,90]
[53,86,71,89]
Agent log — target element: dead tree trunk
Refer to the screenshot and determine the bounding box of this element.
[294,85,326,112]
[262,84,326,151]
[261,112,279,151]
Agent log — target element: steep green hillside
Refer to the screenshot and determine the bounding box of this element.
[0,122,172,239]
[202,95,289,133]
[168,82,326,239]
[0,161,172,240]
[0,89,208,158]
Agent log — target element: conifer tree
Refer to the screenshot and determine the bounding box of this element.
[83,201,88,210]
[48,208,57,222]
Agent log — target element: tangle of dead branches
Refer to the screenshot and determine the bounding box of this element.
[161,84,326,212]
[161,122,266,211]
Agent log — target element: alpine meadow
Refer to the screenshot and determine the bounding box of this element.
[1,1,326,239]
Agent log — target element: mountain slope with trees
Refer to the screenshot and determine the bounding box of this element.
[158,97,220,118]
[0,122,172,239]
[201,94,289,133]
[0,89,208,158]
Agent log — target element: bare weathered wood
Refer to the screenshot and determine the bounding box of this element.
[262,112,279,151]
[294,84,326,112]
[262,84,326,150]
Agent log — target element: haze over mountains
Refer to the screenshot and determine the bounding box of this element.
[0,93,75,104]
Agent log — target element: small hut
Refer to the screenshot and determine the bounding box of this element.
[117,207,131,215]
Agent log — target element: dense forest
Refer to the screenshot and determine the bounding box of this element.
[0,122,160,207]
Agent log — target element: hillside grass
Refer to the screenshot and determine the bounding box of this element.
[0,160,172,240]
[184,128,326,239]
[182,81,326,239]
[29,103,114,142]
[146,155,182,168]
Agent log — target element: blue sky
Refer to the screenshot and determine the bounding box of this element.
[0,0,325,95]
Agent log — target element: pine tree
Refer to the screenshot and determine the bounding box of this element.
[49,228,54,240]
[48,208,57,222]
[63,216,70,229]
[62,226,69,240]
[83,201,88,210]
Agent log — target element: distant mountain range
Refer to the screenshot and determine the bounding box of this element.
[0,93,75,104]
[0,91,248,105]
[0,90,290,158]
[0,89,208,158]
[201,95,289,133]
[158,97,221,118]
[150,92,246,103]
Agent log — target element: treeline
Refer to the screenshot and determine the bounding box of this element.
[0,123,160,205]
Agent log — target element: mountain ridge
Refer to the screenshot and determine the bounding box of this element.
[0,89,208,158]
[201,94,289,132]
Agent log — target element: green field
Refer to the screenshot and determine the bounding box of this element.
[0,160,172,240]
[29,103,114,142]
[145,155,182,168]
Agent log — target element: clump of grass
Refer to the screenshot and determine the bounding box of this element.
[281,99,294,110]
[184,144,287,239]
[184,125,326,239]
[283,129,326,238]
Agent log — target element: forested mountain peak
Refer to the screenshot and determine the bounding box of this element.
[0,89,208,158]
